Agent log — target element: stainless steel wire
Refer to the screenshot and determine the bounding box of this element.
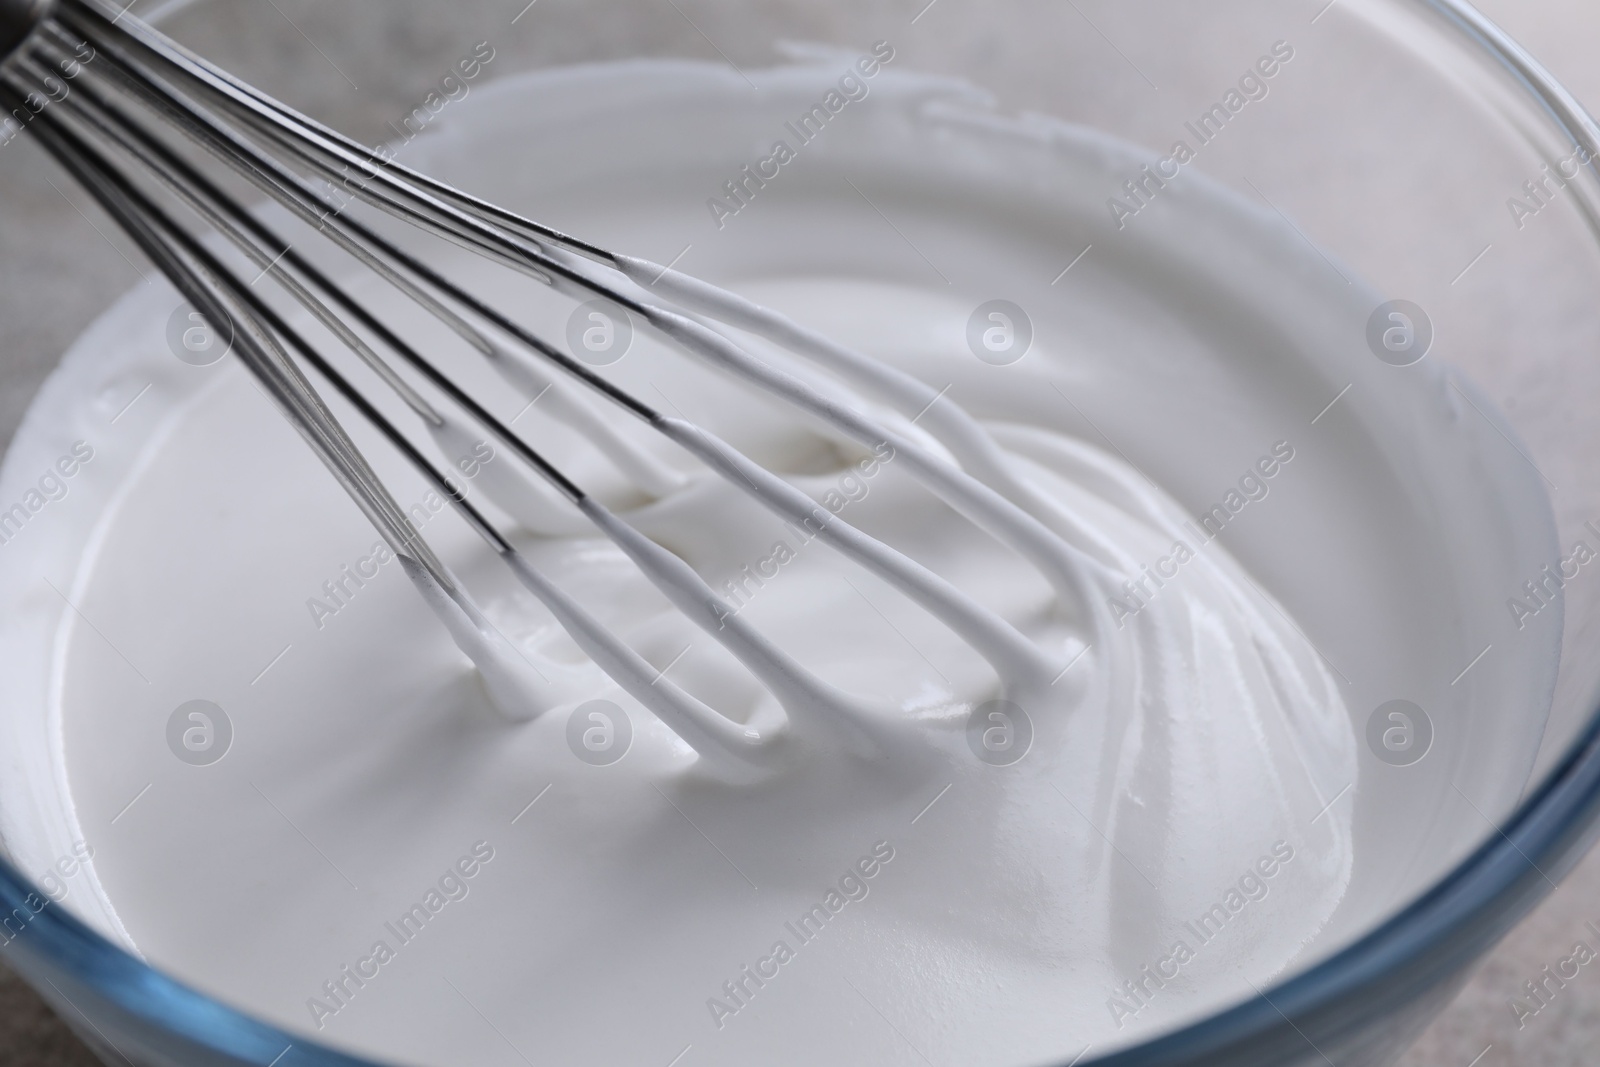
[0,0,1104,765]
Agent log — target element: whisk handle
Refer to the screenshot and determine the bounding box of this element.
[0,0,51,67]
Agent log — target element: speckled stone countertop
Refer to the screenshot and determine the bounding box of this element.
[0,0,1597,1064]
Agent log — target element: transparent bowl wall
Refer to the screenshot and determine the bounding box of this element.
[2,1,1600,1065]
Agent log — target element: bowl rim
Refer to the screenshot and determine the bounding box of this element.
[2,1,1600,1065]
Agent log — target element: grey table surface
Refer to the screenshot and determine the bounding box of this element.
[2,0,1599,1064]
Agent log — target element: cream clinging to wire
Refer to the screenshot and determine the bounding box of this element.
[0,0,1122,776]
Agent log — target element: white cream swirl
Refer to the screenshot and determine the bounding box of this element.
[0,54,1558,1067]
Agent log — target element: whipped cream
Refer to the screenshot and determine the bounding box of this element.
[0,55,1559,1067]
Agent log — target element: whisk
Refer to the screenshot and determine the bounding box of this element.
[0,0,1110,778]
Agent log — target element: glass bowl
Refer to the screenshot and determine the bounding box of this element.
[1,0,1599,1064]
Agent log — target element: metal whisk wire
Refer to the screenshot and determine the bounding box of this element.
[0,0,1109,774]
